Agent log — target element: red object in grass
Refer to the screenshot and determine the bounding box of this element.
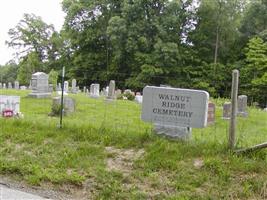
[2,109,14,117]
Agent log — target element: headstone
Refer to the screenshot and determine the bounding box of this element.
[20,86,27,90]
[14,81,19,90]
[51,96,75,115]
[141,86,209,139]
[3,83,6,89]
[0,95,20,117]
[8,82,12,89]
[64,81,69,93]
[107,80,116,100]
[207,102,215,125]
[90,83,100,98]
[223,102,231,119]
[237,95,248,117]
[103,87,109,96]
[49,84,53,92]
[28,72,51,98]
[57,83,62,91]
[135,94,143,104]
[83,86,86,93]
[71,79,78,94]
[115,89,122,98]
[0,83,2,89]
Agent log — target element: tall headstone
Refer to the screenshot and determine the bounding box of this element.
[207,102,215,125]
[71,79,78,94]
[90,83,100,98]
[14,81,19,90]
[28,72,51,98]
[106,80,116,100]
[83,86,86,93]
[64,81,69,93]
[8,82,12,89]
[223,102,231,119]
[237,95,248,117]
[3,83,6,89]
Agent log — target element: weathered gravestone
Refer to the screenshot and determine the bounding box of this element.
[237,95,248,117]
[51,96,75,115]
[3,83,6,89]
[90,83,100,98]
[28,72,51,98]
[207,102,215,125]
[0,95,20,117]
[71,79,78,94]
[106,80,116,100]
[14,81,19,90]
[83,86,86,93]
[135,94,143,104]
[20,86,27,90]
[8,82,12,89]
[142,86,209,139]
[64,81,69,93]
[223,102,231,119]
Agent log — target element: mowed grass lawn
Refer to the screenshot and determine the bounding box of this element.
[0,89,266,199]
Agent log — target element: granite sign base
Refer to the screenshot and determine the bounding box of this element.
[28,93,51,98]
[154,124,192,140]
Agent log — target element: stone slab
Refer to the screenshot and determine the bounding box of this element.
[141,86,209,128]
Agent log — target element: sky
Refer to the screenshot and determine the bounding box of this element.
[0,0,65,65]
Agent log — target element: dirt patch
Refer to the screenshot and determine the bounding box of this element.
[105,146,144,176]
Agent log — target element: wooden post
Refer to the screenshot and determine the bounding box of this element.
[229,70,239,149]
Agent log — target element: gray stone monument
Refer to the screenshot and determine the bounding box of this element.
[207,102,215,125]
[14,81,19,90]
[51,96,75,115]
[237,95,248,117]
[64,81,69,93]
[90,83,100,98]
[28,72,51,98]
[106,80,116,100]
[141,86,209,139]
[8,82,12,89]
[223,102,231,119]
[71,79,78,94]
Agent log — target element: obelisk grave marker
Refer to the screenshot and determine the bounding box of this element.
[142,86,209,138]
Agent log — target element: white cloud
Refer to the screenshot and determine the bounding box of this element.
[0,0,65,65]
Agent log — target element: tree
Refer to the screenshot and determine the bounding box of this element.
[241,36,267,106]
[6,13,57,65]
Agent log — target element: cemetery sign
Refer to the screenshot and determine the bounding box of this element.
[142,86,209,128]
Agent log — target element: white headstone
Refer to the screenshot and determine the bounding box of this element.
[71,79,78,93]
[8,82,12,89]
[0,95,20,116]
[14,81,19,90]
[3,83,6,89]
[90,83,100,98]
[107,80,116,100]
[64,81,69,93]
[141,86,209,128]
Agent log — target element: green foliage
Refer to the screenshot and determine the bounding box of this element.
[242,36,267,106]
[48,69,59,90]
[0,62,18,83]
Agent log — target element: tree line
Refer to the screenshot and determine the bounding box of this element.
[1,0,266,106]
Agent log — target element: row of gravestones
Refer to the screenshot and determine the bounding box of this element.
[83,80,143,103]
[223,95,248,118]
[0,81,25,90]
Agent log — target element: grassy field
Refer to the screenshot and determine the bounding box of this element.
[0,89,266,199]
